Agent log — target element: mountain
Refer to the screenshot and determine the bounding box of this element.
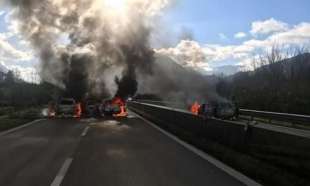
[217,53,310,114]
[213,65,242,76]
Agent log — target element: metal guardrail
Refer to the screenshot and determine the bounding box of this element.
[239,109,310,125]
[128,101,310,148]
[133,99,310,125]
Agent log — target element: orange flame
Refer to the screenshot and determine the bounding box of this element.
[190,101,200,115]
[112,97,128,117]
[74,102,82,118]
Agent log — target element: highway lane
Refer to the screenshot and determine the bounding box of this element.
[62,113,245,186]
[0,114,248,186]
[0,119,85,186]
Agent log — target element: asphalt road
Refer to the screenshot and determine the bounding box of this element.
[0,113,246,186]
[0,119,84,186]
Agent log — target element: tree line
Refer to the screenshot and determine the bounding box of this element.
[0,71,60,107]
[216,47,310,115]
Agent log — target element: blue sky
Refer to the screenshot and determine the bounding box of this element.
[167,0,310,44]
[1,0,310,81]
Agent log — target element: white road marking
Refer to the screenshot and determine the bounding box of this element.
[50,158,73,186]
[81,126,89,137]
[0,119,45,137]
[132,111,262,186]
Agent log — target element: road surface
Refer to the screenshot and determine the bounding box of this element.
[0,112,247,186]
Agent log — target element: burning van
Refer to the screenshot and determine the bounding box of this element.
[100,97,128,117]
[56,98,82,118]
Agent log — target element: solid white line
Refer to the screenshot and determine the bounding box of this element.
[50,158,73,186]
[131,111,262,186]
[81,126,89,137]
[0,119,44,137]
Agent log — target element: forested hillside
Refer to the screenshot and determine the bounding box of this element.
[216,53,310,114]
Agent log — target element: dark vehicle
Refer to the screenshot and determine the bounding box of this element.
[56,98,77,117]
[85,100,100,117]
[199,101,237,119]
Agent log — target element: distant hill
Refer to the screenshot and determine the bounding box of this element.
[216,53,310,114]
[213,65,242,76]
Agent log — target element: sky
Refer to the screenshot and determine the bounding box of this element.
[167,0,310,45]
[0,0,310,81]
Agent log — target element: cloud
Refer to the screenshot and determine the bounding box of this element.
[157,20,310,73]
[269,22,310,45]
[0,14,35,80]
[0,37,32,61]
[218,33,228,40]
[155,40,212,72]
[0,36,33,61]
[234,32,247,39]
[251,18,289,35]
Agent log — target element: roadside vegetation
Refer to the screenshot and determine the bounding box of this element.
[0,106,42,131]
[216,47,310,115]
[0,71,60,131]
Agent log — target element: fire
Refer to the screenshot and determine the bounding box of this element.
[112,97,128,117]
[74,102,82,118]
[190,101,200,115]
[48,102,56,118]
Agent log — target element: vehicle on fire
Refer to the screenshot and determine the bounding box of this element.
[199,101,237,119]
[85,99,100,117]
[100,97,128,117]
[56,98,81,118]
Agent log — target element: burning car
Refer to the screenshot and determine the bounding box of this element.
[56,98,81,118]
[85,99,100,117]
[100,97,128,117]
[193,100,238,119]
[213,102,237,119]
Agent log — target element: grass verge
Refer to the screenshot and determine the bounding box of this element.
[0,116,32,132]
[0,107,41,132]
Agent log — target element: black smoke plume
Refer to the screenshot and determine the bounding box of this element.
[5,0,223,105]
[5,0,168,100]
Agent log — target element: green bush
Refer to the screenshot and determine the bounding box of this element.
[8,108,41,119]
[0,107,14,116]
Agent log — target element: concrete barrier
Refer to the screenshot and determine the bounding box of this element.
[128,101,310,158]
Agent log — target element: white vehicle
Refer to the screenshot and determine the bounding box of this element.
[56,98,78,117]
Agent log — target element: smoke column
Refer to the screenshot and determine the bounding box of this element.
[5,0,169,100]
[5,0,220,105]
